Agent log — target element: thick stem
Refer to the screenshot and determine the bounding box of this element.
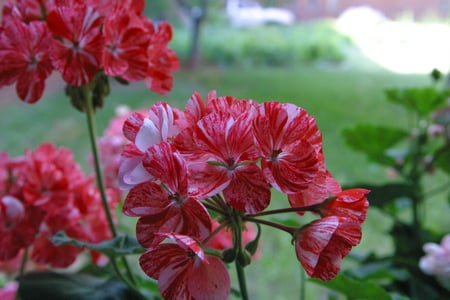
[84,90,136,286]
[235,259,249,300]
[85,93,117,237]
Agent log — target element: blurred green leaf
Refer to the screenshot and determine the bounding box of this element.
[433,146,450,175]
[348,261,409,282]
[18,272,147,300]
[310,274,392,300]
[51,231,145,258]
[385,87,449,116]
[342,124,408,166]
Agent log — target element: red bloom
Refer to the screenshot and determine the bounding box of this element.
[0,20,53,103]
[139,233,230,300]
[176,110,271,214]
[295,216,362,280]
[123,142,211,247]
[145,21,179,94]
[2,0,49,23]
[318,188,370,224]
[102,10,150,81]
[0,196,44,261]
[253,102,321,194]
[46,5,104,86]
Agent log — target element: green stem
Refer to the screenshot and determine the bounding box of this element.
[235,259,249,300]
[299,267,305,300]
[84,89,136,286]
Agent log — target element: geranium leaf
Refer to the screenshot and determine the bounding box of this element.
[342,124,408,166]
[310,273,392,300]
[50,231,145,258]
[385,87,449,116]
[17,271,147,300]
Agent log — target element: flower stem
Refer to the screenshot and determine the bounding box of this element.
[244,216,296,234]
[84,88,136,286]
[235,259,249,300]
[247,203,321,217]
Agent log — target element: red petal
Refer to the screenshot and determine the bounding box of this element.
[223,164,271,214]
[122,182,169,216]
[188,256,231,300]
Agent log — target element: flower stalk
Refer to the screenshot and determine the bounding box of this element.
[84,86,136,287]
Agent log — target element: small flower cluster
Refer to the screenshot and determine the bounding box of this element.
[0,143,119,269]
[0,0,179,103]
[119,91,370,299]
[420,234,450,290]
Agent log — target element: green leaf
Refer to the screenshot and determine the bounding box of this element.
[342,124,408,166]
[385,87,449,116]
[18,272,147,300]
[51,232,145,258]
[433,146,450,175]
[310,274,392,300]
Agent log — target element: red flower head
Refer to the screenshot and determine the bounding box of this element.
[253,102,321,194]
[123,142,211,247]
[175,107,271,214]
[145,21,180,94]
[46,4,104,86]
[0,20,53,103]
[295,216,362,280]
[102,10,150,81]
[140,233,230,300]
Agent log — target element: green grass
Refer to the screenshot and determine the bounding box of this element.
[0,57,434,299]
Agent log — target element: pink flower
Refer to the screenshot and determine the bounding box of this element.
[0,281,18,300]
[123,142,211,247]
[295,216,362,280]
[0,20,53,103]
[46,5,104,86]
[420,234,450,289]
[119,102,183,190]
[140,233,230,300]
[253,102,321,194]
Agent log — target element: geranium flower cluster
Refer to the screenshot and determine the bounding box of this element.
[119,91,370,299]
[0,143,119,269]
[0,0,179,103]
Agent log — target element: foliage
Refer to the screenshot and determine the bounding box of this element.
[170,22,353,67]
[331,70,450,299]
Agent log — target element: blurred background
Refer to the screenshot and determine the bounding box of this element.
[1,0,450,299]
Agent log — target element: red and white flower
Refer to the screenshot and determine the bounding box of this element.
[295,216,362,280]
[140,233,230,300]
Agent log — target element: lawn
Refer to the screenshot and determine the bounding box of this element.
[0,56,434,298]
